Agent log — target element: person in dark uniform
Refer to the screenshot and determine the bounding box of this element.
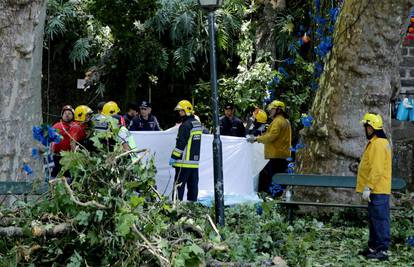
[123,102,138,129]
[220,102,246,137]
[96,101,106,114]
[169,100,202,201]
[129,101,161,131]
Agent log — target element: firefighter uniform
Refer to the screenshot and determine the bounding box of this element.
[170,100,202,201]
[356,113,392,260]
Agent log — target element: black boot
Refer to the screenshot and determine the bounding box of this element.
[366,250,389,261]
[358,247,374,257]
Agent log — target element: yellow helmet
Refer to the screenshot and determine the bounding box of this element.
[267,100,286,112]
[102,101,120,116]
[74,105,93,122]
[174,100,194,116]
[361,113,383,130]
[255,109,268,123]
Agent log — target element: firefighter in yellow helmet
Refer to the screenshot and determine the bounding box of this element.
[247,109,268,137]
[74,105,93,123]
[74,105,94,150]
[102,101,121,116]
[356,112,391,261]
[92,101,137,156]
[169,100,203,201]
[247,100,292,194]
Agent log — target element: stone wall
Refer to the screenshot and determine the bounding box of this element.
[392,120,414,191]
[400,40,414,95]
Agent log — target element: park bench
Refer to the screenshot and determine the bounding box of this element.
[272,174,407,222]
[0,181,49,202]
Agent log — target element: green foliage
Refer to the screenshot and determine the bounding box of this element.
[173,243,205,267]
[194,58,273,125]
[276,56,315,131]
[45,0,78,39]
[0,195,413,265]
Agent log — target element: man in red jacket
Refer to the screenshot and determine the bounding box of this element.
[51,105,83,178]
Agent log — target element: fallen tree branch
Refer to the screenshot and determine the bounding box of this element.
[116,148,147,160]
[182,223,203,238]
[0,226,23,237]
[32,223,71,237]
[207,214,220,236]
[132,224,170,267]
[126,150,150,171]
[0,216,19,227]
[0,223,71,237]
[50,178,107,209]
[150,185,162,200]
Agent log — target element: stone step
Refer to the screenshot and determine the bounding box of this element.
[392,119,414,140]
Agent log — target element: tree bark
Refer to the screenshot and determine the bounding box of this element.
[297,0,413,176]
[0,0,46,181]
[255,0,287,61]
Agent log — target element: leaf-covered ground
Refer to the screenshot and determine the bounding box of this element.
[191,202,414,267]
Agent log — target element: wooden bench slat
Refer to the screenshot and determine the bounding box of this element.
[0,182,48,195]
[272,174,406,191]
[275,201,404,210]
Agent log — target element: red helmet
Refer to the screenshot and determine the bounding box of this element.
[61,105,75,117]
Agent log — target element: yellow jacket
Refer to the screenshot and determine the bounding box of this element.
[256,115,291,159]
[356,136,392,194]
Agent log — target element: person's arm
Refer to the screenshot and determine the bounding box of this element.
[238,120,246,137]
[171,123,190,160]
[256,119,282,144]
[122,142,131,152]
[153,116,161,131]
[219,116,225,134]
[129,118,139,131]
[117,126,132,152]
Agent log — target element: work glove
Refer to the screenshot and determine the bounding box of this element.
[168,158,176,166]
[362,186,371,202]
[246,136,256,143]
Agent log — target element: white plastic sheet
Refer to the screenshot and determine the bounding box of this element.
[131,127,267,204]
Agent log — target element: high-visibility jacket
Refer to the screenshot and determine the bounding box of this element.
[171,116,202,168]
[256,115,291,159]
[92,114,136,153]
[356,136,392,194]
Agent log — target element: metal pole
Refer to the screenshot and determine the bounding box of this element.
[207,11,225,227]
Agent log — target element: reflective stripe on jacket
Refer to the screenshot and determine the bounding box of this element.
[356,136,392,194]
[171,116,202,168]
[256,115,291,159]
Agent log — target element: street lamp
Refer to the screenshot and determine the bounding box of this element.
[198,0,225,227]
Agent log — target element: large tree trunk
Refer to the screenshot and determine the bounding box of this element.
[297,0,412,175]
[0,0,46,181]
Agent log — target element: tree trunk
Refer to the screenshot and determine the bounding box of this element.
[255,0,286,61]
[0,0,46,181]
[297,0,412,176]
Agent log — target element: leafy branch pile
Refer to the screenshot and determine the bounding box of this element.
[0,140,222,266]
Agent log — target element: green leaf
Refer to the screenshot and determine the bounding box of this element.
[95,210,104,222]
[75,211,90,226]
[67,251,83,267]
[116,214,137,237]
[87,230,99,245]
[130,195,145,208]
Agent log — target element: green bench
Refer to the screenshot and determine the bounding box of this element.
[272,174,407,222]
[0,181,49,201]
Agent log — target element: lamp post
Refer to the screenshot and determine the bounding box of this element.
[198,0,225,227]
